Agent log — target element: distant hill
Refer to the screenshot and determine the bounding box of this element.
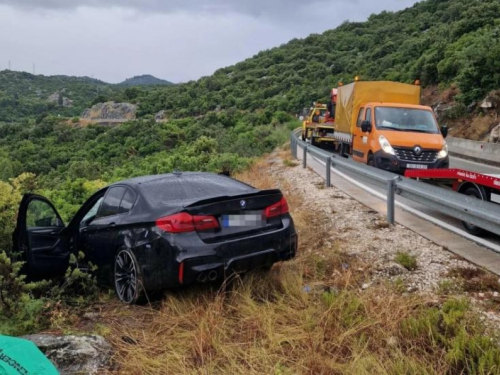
[0,70,116,122]
[119,75,174,87]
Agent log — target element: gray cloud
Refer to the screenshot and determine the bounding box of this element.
[0,1,417,83]
[0,0,327,16]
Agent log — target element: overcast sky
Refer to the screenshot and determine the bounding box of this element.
[0,0,417,83]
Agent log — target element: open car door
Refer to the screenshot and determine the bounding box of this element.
[13,194,70,278]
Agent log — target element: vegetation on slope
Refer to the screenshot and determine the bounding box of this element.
[116,0,500,119]
[118,74,174,87]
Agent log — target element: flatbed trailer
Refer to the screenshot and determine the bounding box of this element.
[405,168,500,235]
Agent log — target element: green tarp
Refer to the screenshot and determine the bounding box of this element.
[0,336,59,375]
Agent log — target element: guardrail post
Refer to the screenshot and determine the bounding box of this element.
[387,177,397,225]
[292,138,297,159]
[326,157,331,187]
[302,145,308,168]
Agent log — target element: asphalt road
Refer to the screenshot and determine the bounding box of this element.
[296,141,500,252]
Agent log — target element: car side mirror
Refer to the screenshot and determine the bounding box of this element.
[361,121,372,133]
[441,125,448,138]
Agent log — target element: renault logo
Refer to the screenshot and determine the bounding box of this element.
[414,146,422,156]
[240,200,247,208]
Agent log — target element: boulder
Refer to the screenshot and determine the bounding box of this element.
[82,101,137,122]
[480,97,494,110]
[489,123,500,143]
[47,92,73,107]
[155,109,168,122]
[22,334,112,375]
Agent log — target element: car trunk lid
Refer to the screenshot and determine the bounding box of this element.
[183,189,285,243]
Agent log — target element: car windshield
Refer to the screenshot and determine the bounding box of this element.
[374,107,439,134]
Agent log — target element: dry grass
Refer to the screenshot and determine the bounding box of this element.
[448,267,500,294]
[73,152,500,374]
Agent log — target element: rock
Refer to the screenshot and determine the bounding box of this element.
[362,283,371,290]
[488,124,500,143]
[155,110,168,122]
[480,97,494,110]
[22,334,112,375]
[47,92,73,107]
[82,101,137,123]
[379,262,409,276]
[83,312,99,320]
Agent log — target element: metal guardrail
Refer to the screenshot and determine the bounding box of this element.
[290,131,500,236]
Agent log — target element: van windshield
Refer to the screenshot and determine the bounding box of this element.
[374,107,439,134]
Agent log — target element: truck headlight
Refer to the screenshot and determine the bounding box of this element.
[379,135,395,155]
[437,142,448,159]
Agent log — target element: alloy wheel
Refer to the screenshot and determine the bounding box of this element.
[115,250,138,304]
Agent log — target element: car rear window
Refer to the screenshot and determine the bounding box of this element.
[141,174,256,206]
[118,188,136,214]
[98,187,126,217]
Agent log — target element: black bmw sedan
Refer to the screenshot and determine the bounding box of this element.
[13,172,297,304]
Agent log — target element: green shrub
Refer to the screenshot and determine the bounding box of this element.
[395,252,418,271]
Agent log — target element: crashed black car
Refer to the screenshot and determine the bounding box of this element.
[13,172,298,304]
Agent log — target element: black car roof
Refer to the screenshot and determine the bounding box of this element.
[112,172,257,207]
[114,172,246,187]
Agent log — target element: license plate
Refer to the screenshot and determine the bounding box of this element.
[406,164,428,169]
[222,212,264,228]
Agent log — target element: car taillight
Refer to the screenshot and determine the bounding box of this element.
[264,197,289,218]
[156,212,219,233]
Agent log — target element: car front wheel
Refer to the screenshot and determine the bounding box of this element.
[114,248,145,304]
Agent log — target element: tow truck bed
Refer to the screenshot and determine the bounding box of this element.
[405,169,500,191]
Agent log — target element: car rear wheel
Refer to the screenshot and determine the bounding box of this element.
[114,248,145,304]
[461,186,486,236]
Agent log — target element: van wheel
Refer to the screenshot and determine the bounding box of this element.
[114,248,146,304]
[461,187,486,236]
[367,154,375,167]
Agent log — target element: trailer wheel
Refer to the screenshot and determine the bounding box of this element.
[461,186,486,236]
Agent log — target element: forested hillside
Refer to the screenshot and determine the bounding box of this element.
[119,75,174,87]
[0,70,116,122]
[1,0,500,221]
[119,0,500,119]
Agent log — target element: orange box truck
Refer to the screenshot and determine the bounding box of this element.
[333,81,449,173]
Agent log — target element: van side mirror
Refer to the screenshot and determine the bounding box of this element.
[361,121,372,133]
[441,125,448,138]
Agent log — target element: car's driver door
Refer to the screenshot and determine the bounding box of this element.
[13,194,69,278]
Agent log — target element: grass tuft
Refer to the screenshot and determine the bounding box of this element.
[395,252,418,271]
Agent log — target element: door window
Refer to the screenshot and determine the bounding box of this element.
[356,108,365,127]
[118,189,137,214]
[97,187,126,218]
[81,197,104,225]
[365,108,372,122]
[26,200,64,229]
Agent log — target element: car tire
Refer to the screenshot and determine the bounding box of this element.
[461,187,486,236]
[114,248,146,304]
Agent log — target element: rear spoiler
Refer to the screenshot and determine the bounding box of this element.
[184,189,282,208]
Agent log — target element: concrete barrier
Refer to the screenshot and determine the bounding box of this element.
[447,137,500,166]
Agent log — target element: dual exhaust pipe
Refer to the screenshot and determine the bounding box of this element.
[197,270,218,283]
